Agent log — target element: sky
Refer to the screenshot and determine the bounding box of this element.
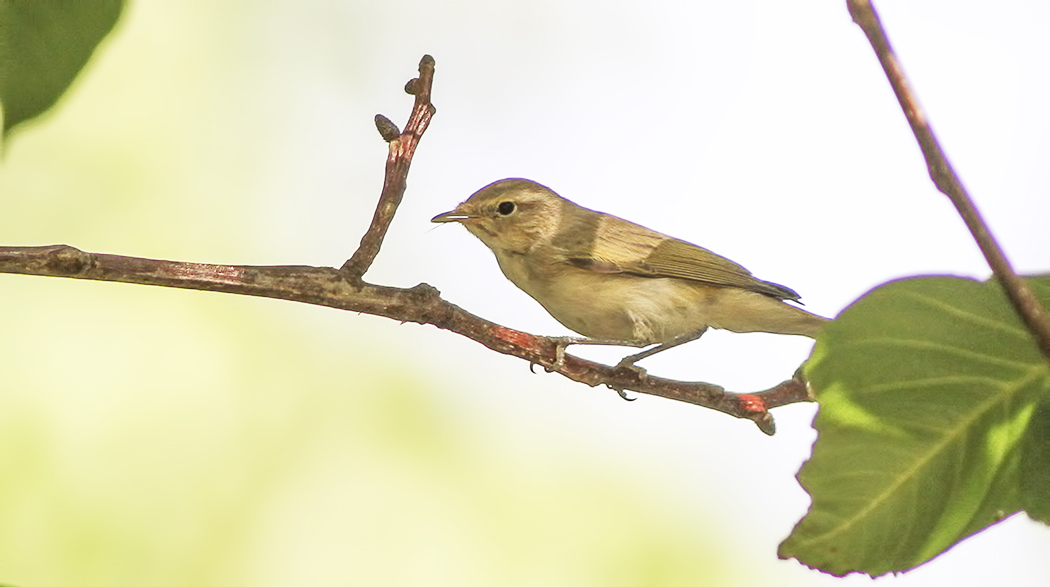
[1,0,1048,585]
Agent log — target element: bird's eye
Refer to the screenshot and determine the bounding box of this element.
[497,201,515,215]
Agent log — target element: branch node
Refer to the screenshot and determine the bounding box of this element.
[407,281,441,302]
[47,244,92,275]
[756,413,776,436]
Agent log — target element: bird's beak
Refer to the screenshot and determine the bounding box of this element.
[431,208,472,223]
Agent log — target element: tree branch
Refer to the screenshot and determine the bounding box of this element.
[0,55,813,435]
[848,0,1050,363]
[0,244,807,434]
[341,55,436,281]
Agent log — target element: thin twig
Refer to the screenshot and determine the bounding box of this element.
[0,244,806,434]
[0,55,810,435]
[341,55,437,281]
[848,0,1050,363]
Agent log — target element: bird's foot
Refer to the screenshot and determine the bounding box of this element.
[547,336,648,370]
[611,357,649,401]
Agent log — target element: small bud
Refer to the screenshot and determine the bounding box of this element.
[374,114,400,142]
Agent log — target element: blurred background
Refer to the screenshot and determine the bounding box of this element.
[1,0,1048,584]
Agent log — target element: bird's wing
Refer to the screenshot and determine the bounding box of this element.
[562,214,801,301]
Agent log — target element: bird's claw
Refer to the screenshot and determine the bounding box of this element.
[611,358,647,401]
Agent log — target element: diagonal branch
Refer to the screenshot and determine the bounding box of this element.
[847,0,1050,363]
[0,55,811,435]
[341,55,437,281]
[0,244,806,434]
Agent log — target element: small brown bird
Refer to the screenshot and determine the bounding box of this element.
[432,178,828,367]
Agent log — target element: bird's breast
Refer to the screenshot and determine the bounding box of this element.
[491,249,718,344]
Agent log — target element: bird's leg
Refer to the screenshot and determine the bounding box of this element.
[549,336,649,368]
[548,336,649,401]
[549,334,706,402]
[614,327,708,371]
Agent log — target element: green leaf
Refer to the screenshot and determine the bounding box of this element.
[780,275,1050,577]
[1020,395,1050,523]
[0,0,124,136]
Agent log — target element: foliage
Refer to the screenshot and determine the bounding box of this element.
[0,0,123,137]
[781,275,1050,576]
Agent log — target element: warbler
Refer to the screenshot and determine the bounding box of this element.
[432,178,828,367]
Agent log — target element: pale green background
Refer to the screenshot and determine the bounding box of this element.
[1,1,1048,585]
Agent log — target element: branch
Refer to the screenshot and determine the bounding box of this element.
[0,244,807,434]
[848,0,1050,363]
[340,55,436,280]
[0,55,812,435]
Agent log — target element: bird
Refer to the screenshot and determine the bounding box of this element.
[432,178,828,369]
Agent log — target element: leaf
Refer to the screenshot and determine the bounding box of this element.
[1019,395,1050,524]
[780,275,1050,577]
[0,0,124,136]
